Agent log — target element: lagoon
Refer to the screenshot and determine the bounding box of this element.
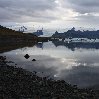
[1,41,99,89]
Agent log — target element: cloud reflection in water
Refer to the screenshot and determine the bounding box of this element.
[1,41,99,89]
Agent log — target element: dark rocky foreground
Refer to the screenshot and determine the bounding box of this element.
[0,56,99,99]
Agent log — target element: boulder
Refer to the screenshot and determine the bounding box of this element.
[24,54,30,59]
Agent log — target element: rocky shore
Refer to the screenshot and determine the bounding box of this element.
[0,56,99,99]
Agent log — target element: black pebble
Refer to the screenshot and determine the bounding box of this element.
[24,54,30,59]
[32,59,36,61]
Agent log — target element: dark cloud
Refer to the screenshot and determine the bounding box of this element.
[59,0,99,27]
[74,13,99,26]
[64,0,99,14]
[0,0,58,22]
[0,0,99,27]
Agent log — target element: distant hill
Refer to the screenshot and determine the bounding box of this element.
[0,25,38,43]
[0,25,24,36]
[52,27,99,39]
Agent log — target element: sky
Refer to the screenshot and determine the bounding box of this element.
[0,0,99,30]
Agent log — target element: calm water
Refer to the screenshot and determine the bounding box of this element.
[1,41,99,89]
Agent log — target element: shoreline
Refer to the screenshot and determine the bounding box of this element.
[0,36,50,53]
[0,56,99,99]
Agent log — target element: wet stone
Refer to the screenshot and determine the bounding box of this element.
[0,56,6,61]
[32,59,36,61]
[24,54,30,59]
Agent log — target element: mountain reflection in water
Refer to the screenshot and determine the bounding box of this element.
[52,40,99,51]
[1,41,99,89]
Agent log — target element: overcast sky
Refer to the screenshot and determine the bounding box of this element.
[0,0,99,29]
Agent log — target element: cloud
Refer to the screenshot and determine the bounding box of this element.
[63,0,99,14]
[0,0,58,22]
[57,0,99,28]
[0,0,99,28]
[76,13,99,22]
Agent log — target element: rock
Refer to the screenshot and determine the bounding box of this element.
[33,71,37,74]
[32,59,36,61]
[24,54,30,59]
[7,61,14,63]
[1,55,99,99]
[0,56,6,61]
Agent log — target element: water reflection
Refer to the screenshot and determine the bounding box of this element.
[52,40,99,51]
[1,41,99,89]
[59,65,99,89]
[36,42,43,49]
